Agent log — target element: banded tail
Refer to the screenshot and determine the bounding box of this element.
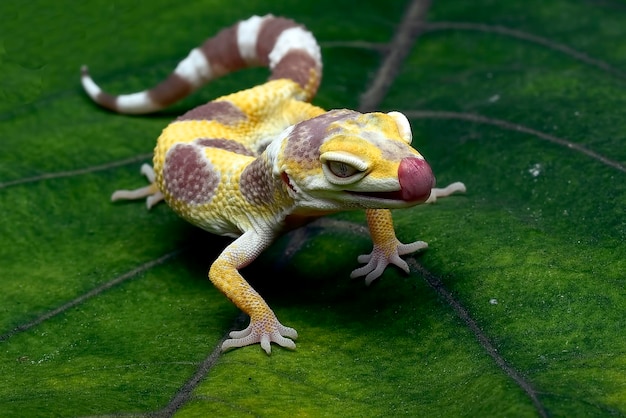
[81,15,322,114]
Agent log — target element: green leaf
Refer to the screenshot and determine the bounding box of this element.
[1,0,625,416]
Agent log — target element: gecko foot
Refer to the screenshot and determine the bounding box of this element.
[350,239,428,285]
[426,181,466,203]
[111,163,164,209]
[222,315,298,354]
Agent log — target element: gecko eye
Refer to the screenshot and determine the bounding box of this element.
[320,152,369,185]
[327,161,359,178]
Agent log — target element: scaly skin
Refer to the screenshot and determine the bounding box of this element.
[81,15,466,354]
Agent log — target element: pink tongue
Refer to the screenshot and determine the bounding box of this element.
[398,157,435,202]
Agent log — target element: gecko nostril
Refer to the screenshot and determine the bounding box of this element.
[398,157,435,202]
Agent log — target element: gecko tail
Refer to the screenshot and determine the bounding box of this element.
[81,66,168,114]
[80,15,322,114]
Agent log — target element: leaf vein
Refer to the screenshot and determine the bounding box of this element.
[359,0,433,112]
[409,258,549,418]
[421,21,626,80]
[0,153,153,191]
[0,250,180,343]
[405,110,626,173]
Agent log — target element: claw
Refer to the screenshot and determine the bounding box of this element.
[351,240,428,285]
[222,316,298,354]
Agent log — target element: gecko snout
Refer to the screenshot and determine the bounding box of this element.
[398,157,435,202]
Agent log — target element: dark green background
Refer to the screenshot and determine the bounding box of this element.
[1,0,625,416]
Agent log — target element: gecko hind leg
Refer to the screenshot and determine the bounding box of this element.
[111,163,164,209]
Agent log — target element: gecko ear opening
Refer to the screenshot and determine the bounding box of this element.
[387,111,412,144]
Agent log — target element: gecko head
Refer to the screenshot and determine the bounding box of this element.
[275,109,435,211]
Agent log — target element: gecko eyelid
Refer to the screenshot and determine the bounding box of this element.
[320,152,368,185]
[320,151,368,171]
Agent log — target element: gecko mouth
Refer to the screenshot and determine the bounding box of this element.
[347,190,405,201]
[281,172,429,203]
[346,157,435,203]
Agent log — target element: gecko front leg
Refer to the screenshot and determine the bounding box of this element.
[111,163,164,209]
[351,181,466,285]
[350,209,427,285]
[213,229,298,354]
[426,181,466,204]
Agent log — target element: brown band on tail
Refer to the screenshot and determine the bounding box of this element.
[198,24,247,76]
[80,66,119,112]
[269,50,321,100]
[148,74,195,109]
[256,18,302,64]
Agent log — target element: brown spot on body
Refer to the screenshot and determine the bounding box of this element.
[148,74,194,107]
[199,24,247,74]
[195,138,255,156]
[240,158,274,205]
[177,100,247,124]
[256,17,301,65]
[163,143,219,205]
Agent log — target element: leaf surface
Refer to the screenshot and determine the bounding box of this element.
[1,0,625,416]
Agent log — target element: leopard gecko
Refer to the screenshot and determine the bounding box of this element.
[81,15,466,354]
